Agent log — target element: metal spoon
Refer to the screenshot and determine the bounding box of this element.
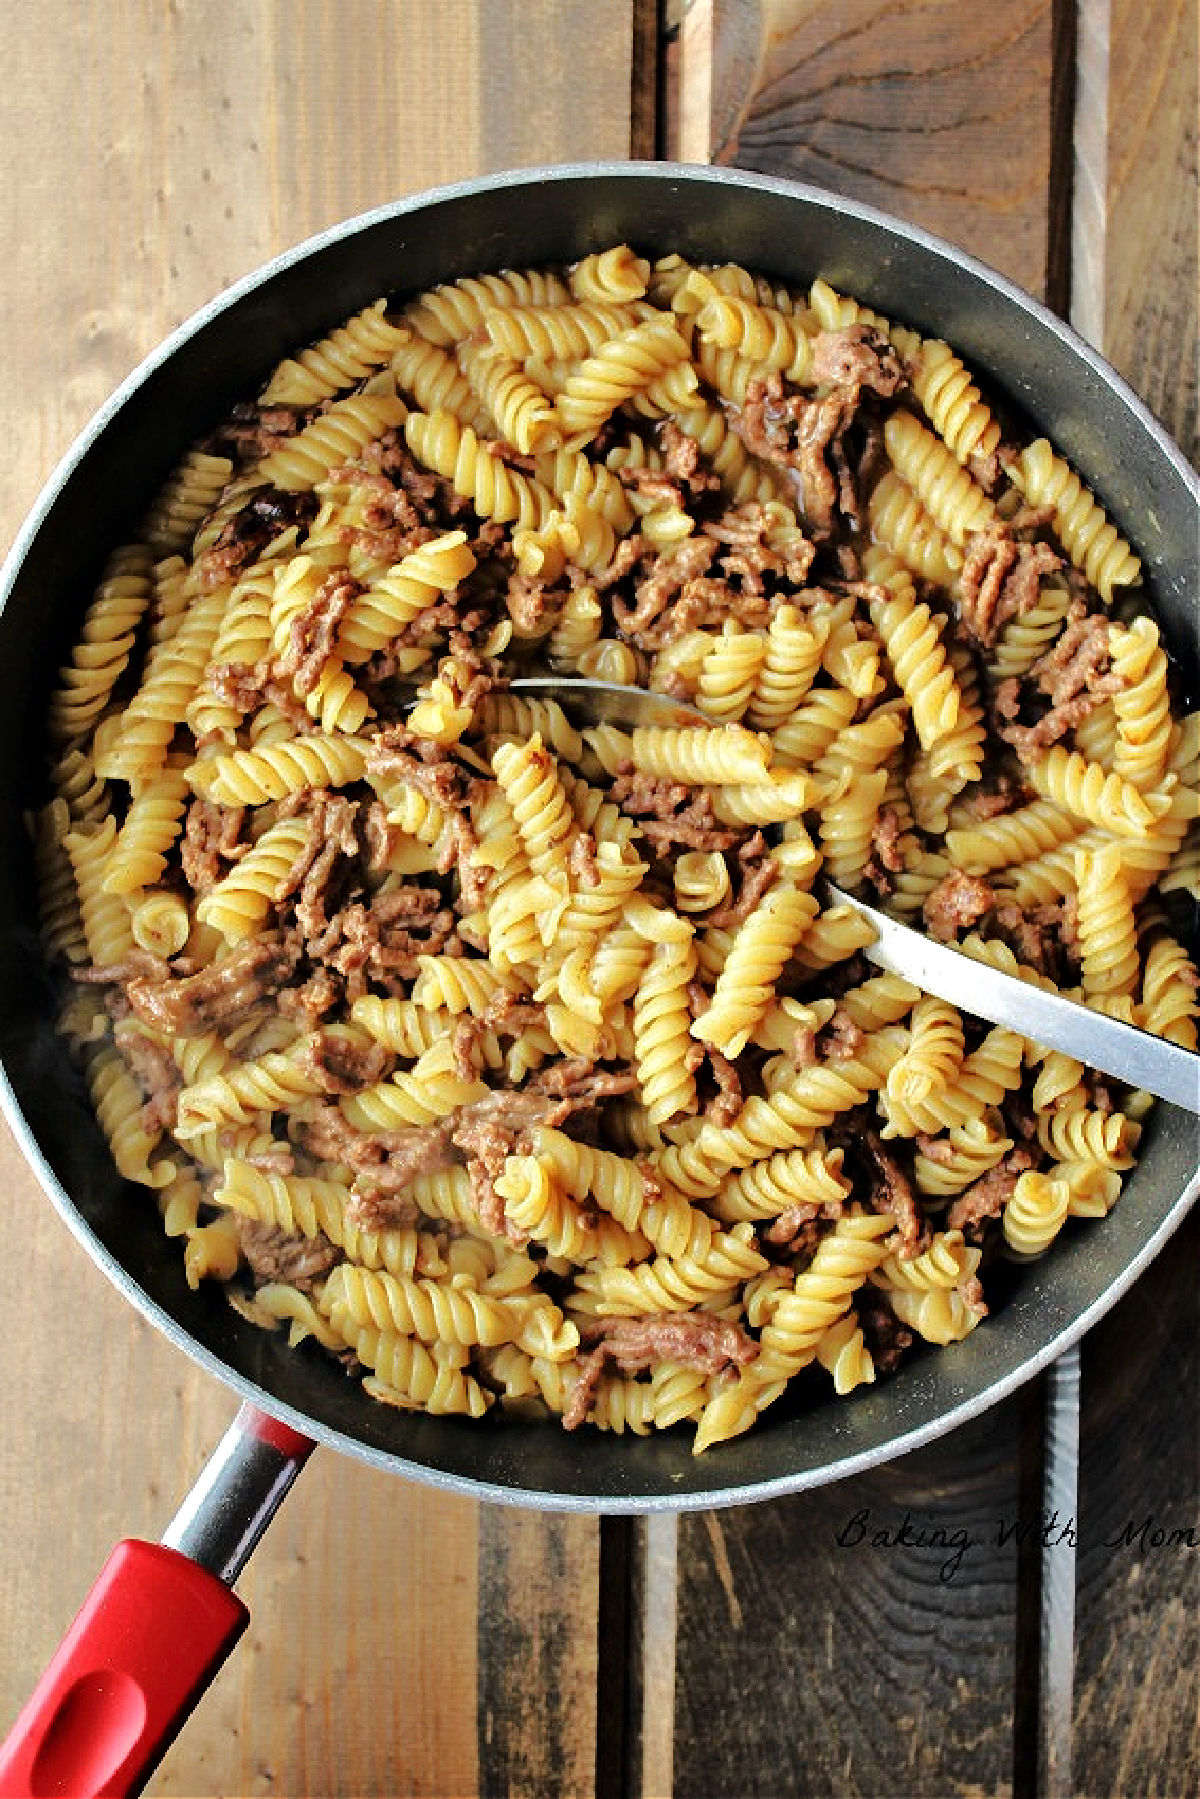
[508,677,1200,1113]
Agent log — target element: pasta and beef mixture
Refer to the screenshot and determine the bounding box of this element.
[37,244,1198,1451]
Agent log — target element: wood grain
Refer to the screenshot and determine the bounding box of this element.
[1072,1205,1200,1799]
[1083,0,1198,458]
[0,4,636,1794]
[681,0,1057,294]
[671,1401,1026,1798]
[1069,10,1199,1774]
[476,1509,601,1799]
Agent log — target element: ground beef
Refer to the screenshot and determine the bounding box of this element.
[350,1134,453,1225]
[702,1047,743,1127]
[1033,605,1114,706]
[609,768,742,853]
[236,1218,341,1292]
[762,1203,824,1255]
[365,729,486,820]
[657,420,723,500]
[125,939,298,1037]
[563,1310,758,1430]
[857,1293,915,1375]
[569,830,601,890]
[449,1090,564,1241]
[946,1148,1035,1236]
[863,806,905,897]
[991,898,1079,983]
[198,486,319,583]
[968,447,1003,493]
[865,1131,929,1258]
[277,966,342,1027]
[620,465,690,513]
[734,330,903,538]
[963,777,1023,820]
[361,800,403,876]
[180,798,247,895]
[611,537,719,645]
[212,401,309,465]
[273,573,361,700]
[324,459,432,556]
[808,325,907,399]
[701,500,816,590]
[300,1027,393,1094]
[706,834,778,927]
[589,532,648,595]
[817,1009,866,1062]
[274,790,361,946]
[505,574,561,634]
[297,1104,450,1228]
[524,1061,640,1128]
[734,376,851,536]
[452,995,547,1082]
[113,1017,181,1130]
[368,430,472,525]
[923,870,995,942]
[202,661,267,726]
[958,523,1063,649]
[584,1310,757,1374]
[997,603,1127,755]
[304,887,457,999]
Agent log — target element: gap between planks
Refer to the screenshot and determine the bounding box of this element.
[596,1514,681,1799]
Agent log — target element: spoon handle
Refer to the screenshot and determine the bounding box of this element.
[829,883,1200,1113]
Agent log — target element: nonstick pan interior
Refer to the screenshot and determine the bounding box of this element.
[0,163,1195,1509]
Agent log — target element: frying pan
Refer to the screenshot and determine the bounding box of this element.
[0,163,1196,1790]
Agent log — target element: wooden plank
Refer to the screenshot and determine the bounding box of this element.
[1072,0,1198,458]
[671,1404,1025,1798]
[1072,1206,1200,1799]
[1066,7,1198,1792]
[632,0,666,159]
[680,0,1056,295]
[476,1509,601,1799]
[0,4,638,1793]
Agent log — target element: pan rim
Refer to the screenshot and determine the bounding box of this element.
[1,159,1197,1511]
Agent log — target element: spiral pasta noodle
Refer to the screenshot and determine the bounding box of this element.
[1002,1171,1072,1256]
[863,550,960,750]
[1013,438,1142,601]
[691,884,820,1058]
[403,267,570,346]
[49,546,154,748]
[255,394,407,491]
[405,410,554,531]
[570,245,652,304]
[1109,616,1172,790]
[555,316,696,445]
[910,339,1000,466]
[262,298,411,405]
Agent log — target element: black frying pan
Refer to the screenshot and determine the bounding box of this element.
[0,161,1195,1792]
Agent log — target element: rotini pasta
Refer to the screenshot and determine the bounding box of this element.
[42,242,1192,1463]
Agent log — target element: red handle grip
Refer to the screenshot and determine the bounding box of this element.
[0,1539,247,1798]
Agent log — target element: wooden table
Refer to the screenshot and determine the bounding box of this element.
[0,5,1194,1794]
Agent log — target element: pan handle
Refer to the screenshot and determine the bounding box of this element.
[0,1404,314,1799]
